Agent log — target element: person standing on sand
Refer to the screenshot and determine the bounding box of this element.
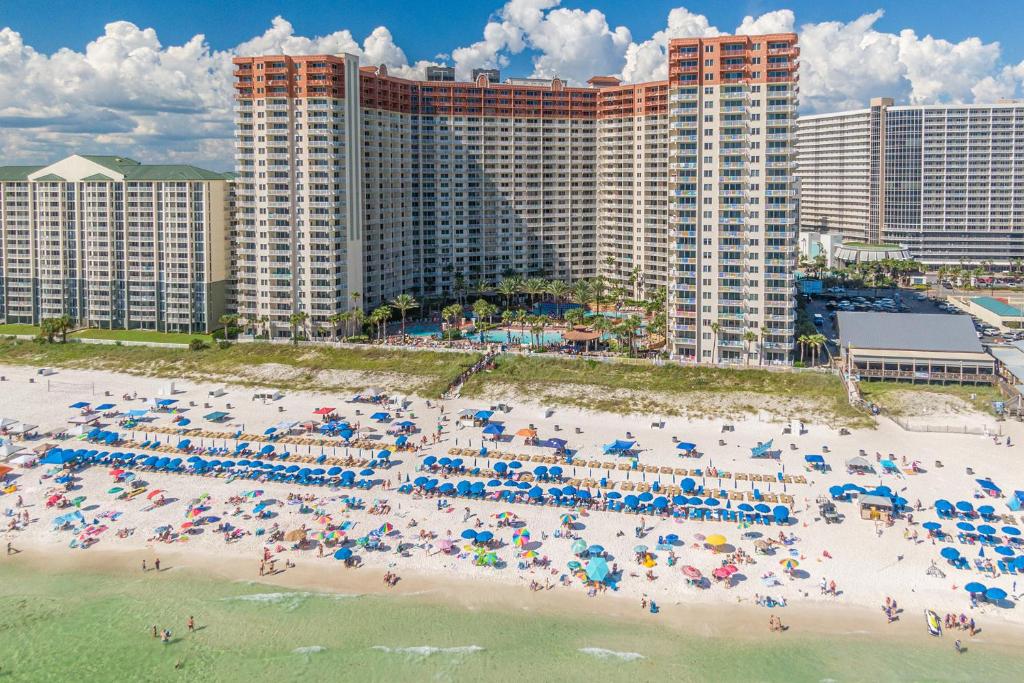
[154,558,161,572]
[187,616,195,633]
[142,560,147,572]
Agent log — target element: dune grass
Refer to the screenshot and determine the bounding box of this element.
[0,324,41,336]
[858,381,1003,416]
[461,354,867,424]
[0,338,480,399]
[69,329,215,344]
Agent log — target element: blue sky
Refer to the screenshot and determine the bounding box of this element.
[1,1,1022,167]
[7,0,1024,72]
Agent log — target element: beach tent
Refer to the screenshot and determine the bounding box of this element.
[253,390,283,401]
[40,448,75,465]
[602,440,635,454]
[976,479,1002,496]
[676,442,697,452]
[482,423,505,435]
[845,456,874,473]
[474,410,494,421]
[126,409,148,418]
[204,411,229,422]
[0,443,24,460]
[1010,491,1024,512]
[804,454,825,464]
[313,407,335,415]
[750,440,774,457]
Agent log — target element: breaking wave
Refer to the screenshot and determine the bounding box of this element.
[579,647,645,661]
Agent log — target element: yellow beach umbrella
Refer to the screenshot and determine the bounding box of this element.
[705,534,727,546]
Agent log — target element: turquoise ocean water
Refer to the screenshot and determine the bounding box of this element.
[1,564,1022,682]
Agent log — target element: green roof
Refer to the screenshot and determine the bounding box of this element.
[0,155,231,183]
[35,173,65,181]
[0,166,42,181]
[972,296,1024,318]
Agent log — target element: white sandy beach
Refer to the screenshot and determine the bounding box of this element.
[2,362,1022,637]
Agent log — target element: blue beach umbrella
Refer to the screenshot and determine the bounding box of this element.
[923,522,942,531]
[940,547,960,560]
[985,587,1007,601]
[333,548,353,560]
[956,522,975,532]
[965,582,987,593]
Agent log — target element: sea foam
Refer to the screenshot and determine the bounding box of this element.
[578,647,645,662]
[223,591,359,611]
[372,645,485,658]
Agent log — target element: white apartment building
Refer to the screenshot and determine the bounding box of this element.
[797,98,1024,266]
[666,34,800,364]
[0,154,231,333]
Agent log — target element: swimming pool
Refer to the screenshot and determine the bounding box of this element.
[402,323,603,345]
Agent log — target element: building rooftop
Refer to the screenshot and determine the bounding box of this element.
[837,312,984,354]
[989,345,1024,381]
[0,155,230,182]
[970,296,1024,318]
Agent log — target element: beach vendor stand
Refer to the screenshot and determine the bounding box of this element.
[859,494,894,522]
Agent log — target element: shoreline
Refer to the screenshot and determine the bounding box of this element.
[8,543,1024,651]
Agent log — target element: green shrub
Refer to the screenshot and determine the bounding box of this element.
[189,339,209,352]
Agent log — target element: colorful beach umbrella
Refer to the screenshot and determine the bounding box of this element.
[780,558,798,569]
[560,513,577,525]
[513,529,530,547]
[682,565,702,580]
[705,534,727,547]
[378,522,395,535]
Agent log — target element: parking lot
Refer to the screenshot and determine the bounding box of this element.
[804,288,1022,347]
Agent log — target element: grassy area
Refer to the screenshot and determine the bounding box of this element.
[0,324,41,336]
[461,355,868,425]
[858,381,1003,416]
[0,338,481,399]
[69,328,215,344]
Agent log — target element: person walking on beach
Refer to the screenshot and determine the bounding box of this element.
[142,559,147,571]
[187,616,195,633]
[154,557,161,572]
[954,639,964,654]
[152,625,159,639]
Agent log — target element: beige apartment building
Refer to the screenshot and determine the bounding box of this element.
[665,34,800,364]
[0,154,231,333]
[233,32,797,362]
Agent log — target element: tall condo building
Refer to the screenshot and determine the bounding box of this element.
[595,78,670,299]
[798,98,1024,266]
[233,32,797,362]
[0,155,231,333]
[233,55,600,336]
[665,34,800,364]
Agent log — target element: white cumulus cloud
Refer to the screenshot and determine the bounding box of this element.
[1,6,1023,168]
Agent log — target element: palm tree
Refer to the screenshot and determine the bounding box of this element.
[564,307,586,328]
[522,277,548,307]
[496,277,522,310]
[289,311,308,345]
[797,334,811,364]
[441,303,463,340]
[57,314,73,343]
[757,326,769,366]
[546,280,572,316]
[514,309,529,342]
[472,298,497,325]
[710,321,721,363]
[390,294,419,339]
[529,316,546,348]
[350,290,361,313]
[350,308,365,338]
[590,276,607,314]
[218,313,238,340]
[807,333,828,366]
[453,275,468,305]
[742,329,758,365]
[571,279,592,313]
[371,305,392,341]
